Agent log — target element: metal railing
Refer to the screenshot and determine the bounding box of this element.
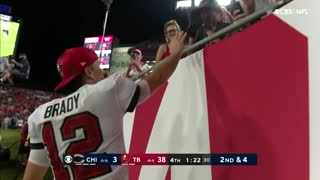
[130,0,292,81]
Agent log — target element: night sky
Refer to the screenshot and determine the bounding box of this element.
[2,0,188,91]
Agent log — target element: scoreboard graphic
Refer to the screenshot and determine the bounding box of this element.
[63,153,257,166]
[83,36,114,69]
[0,18,20,57]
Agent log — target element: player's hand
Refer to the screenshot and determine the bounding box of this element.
[127,64,133,71]
[128,60,134,66]
[125,65,133,78]
[129,59,139,66]
[233,9,241,16]
[169,31,187,57]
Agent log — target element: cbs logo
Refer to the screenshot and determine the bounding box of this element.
[64,155,73,164]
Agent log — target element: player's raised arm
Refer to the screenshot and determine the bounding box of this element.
[112,32,187,113]
[144,32,187,94]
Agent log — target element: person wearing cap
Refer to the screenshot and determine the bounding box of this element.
[23,32,187,180]
[125,49,149,78]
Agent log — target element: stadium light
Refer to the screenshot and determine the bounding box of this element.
[195,0,201,6]
[176,0,231,9]
[217,0,231,6]
[176,0,192,9]
[176,0,202,8]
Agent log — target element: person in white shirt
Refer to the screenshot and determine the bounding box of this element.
[125,49,149,78]
[0,56,14,74]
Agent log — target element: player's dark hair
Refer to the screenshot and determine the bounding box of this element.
[58,73,85,95]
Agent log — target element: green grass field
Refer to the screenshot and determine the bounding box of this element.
[0,129,52,180]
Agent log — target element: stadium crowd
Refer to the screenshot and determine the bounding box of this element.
[0,53,30,85]
[0,86,62,129]
[0,86,61,167]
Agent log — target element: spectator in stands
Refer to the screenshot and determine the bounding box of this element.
[227,0,255,21]
[229,0,287,21]
[0,53,30,85]
[188,0,233,47]
[126,49,149,78]
[2,115,11,129]
[11,115,17,128]
[155,20,182,63]
[0,55,14,74]
[227,0,244,18]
